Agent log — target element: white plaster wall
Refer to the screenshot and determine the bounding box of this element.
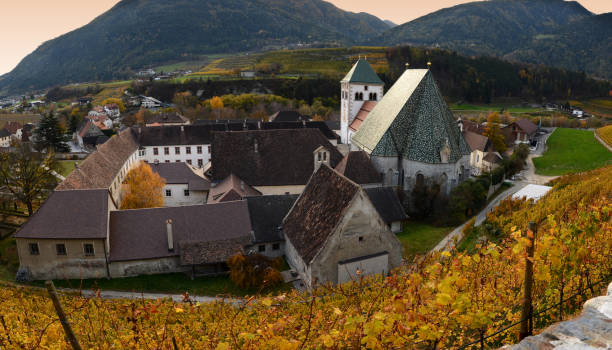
[341,82,384,144]
[109,257,188,277]
[338,253,389,285]
[110,150,139,205]
[246,242,285,259]
[284,236,312,288]
[163,184,208,206]
[140,145,210,168]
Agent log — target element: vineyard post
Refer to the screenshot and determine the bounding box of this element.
[519,222,536,340]
[45,281,83,350]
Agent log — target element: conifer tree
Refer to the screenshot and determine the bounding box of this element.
[34,112,70,153]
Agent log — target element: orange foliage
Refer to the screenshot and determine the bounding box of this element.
[120,161,165,209]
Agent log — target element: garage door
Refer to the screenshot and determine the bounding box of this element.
[337,251,389,285]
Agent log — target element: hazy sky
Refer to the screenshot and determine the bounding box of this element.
[1,0,610,75]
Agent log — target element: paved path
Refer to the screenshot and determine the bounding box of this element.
[431,181,528,252]
[594,131,612,153]
[59,288,240,304]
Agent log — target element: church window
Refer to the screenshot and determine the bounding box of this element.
[373,93,377,100]
[416,173,425,187]
[364,86,368,91]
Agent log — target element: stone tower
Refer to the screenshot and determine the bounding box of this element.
[340,59,384,145]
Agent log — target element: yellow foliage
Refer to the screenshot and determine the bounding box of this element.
[101,98,126,112]
[596,125,612,148]
[120,161,165,209]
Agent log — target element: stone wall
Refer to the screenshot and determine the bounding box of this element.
[109,257,187,278]
[505,283,612,349]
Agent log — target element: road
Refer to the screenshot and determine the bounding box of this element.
[432,181,528,252]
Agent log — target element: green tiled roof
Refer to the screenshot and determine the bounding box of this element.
[341,59,384,85]
[351,70,471,164]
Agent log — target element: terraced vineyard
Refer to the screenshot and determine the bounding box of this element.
[596,125,612,148]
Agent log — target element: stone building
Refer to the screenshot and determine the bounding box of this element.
[245,195,298,259]
[334,150,383,187]
[340,59,384,145]
[283,165,402,290]
[351,69,471,196]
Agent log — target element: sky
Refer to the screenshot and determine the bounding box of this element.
[0,0,610,76]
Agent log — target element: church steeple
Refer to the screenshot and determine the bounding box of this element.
[340,59,384,145]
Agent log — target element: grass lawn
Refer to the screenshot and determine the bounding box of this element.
[35,272,291,298]
[0,235,18,281]
[57,160,79,177]
[396,221,453,258]
[533,128,612,176]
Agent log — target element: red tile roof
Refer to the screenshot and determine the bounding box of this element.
[349,101,377,132]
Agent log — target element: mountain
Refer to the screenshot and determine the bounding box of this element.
[383,20,398,28]
[0,0,389,95]
[504,13,612,80]
[374,0,612,79]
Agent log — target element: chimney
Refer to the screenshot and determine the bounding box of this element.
[254,139,258,153]
[166,219,174,251]
[240,181,245,192]
[180,125,185,132]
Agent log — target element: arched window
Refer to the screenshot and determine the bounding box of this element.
[359,92,364,100]
[386,169,394,186]
[416,173,425,187]
[373,93,377,100]
[355,92,360,100]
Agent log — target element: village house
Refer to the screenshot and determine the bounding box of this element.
[351,68,472,197]
[141,96,163,109]
[150,162,211,206]
[283,164,402,290]
[207,173,261,204]
[461,130,495,175]
[334,150,382,187]
[340,59,385,145]
[364,187,407,233]
[0,129,11,147]
[4,121,23,141]
[74,120,108,149]
[136,125,216,168]
[503,119,538,145]
[211,128,343,195]
[104,104,121,118]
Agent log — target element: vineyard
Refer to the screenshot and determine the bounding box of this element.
[0,165,610,349]
[597,125,612,148]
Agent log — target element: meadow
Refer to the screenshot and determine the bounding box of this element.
[533,128,612,176]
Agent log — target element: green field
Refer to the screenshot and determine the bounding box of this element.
[396,221,453,258]
[57,160,79,177]
[0,114,41,128]
[449,103,546,114]
[534,128,612,176]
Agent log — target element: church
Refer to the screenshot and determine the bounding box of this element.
[341,59,471,196]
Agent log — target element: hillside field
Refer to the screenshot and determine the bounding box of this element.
[533,128,612,176]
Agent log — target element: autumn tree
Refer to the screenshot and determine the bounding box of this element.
[120,161,165,209]
[483,112,507,153]
[227,253,283,289]
[210,96,224,119]
[101,98,126,112]
[0,143,60,215]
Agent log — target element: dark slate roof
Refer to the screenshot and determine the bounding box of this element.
[58,128,139,190]
[461,119,485,134]
[211,129,343,186]
[109,201,252,262]
[246,195,299,243]
[14,189,109,239]
[341,59,384,85]
[352,70,471,164]
[150,162,210,190]
[208,174,261,204]
[334,151,382,184]
[0,129,10,138]
[325,121,341,131]
[134,125,226,146]
[82,135,109,146]
[269,111,306,122]
[283,165,360,263]
[261,121,339,141]
[483,152,502,164]
[463,131,490,152]
[364,187,407,224]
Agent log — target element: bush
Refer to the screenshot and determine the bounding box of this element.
[227,253,283,289]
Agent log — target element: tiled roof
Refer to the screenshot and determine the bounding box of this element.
[341,59,384,85]
[260,121,339,141]
[57,128,139,190]
[349,101,377,132]
[461,119,485,134]
[135,125,223,146]
[463,131,490,152]
[509,119,538,135]
[109,201,252,262]
[334,151,382,184]
[351,70,471,164]
[483,152,502,163]
[364,187,407,224]
[283,165,360,263]
[14,189,109,239]
[211,129,343,186]
[208,174,261,204]
[246,195,298,243]
[150,162,210,190]
[4,121,22,134]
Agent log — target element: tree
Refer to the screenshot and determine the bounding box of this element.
[210,96,224,119]
[483,112,507,153]
[0,143,60,215]
[120,161,165,209]
[34,112,70,153]
[101,98,126,112]
[68,114,81,135]
[227,253,283,289]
